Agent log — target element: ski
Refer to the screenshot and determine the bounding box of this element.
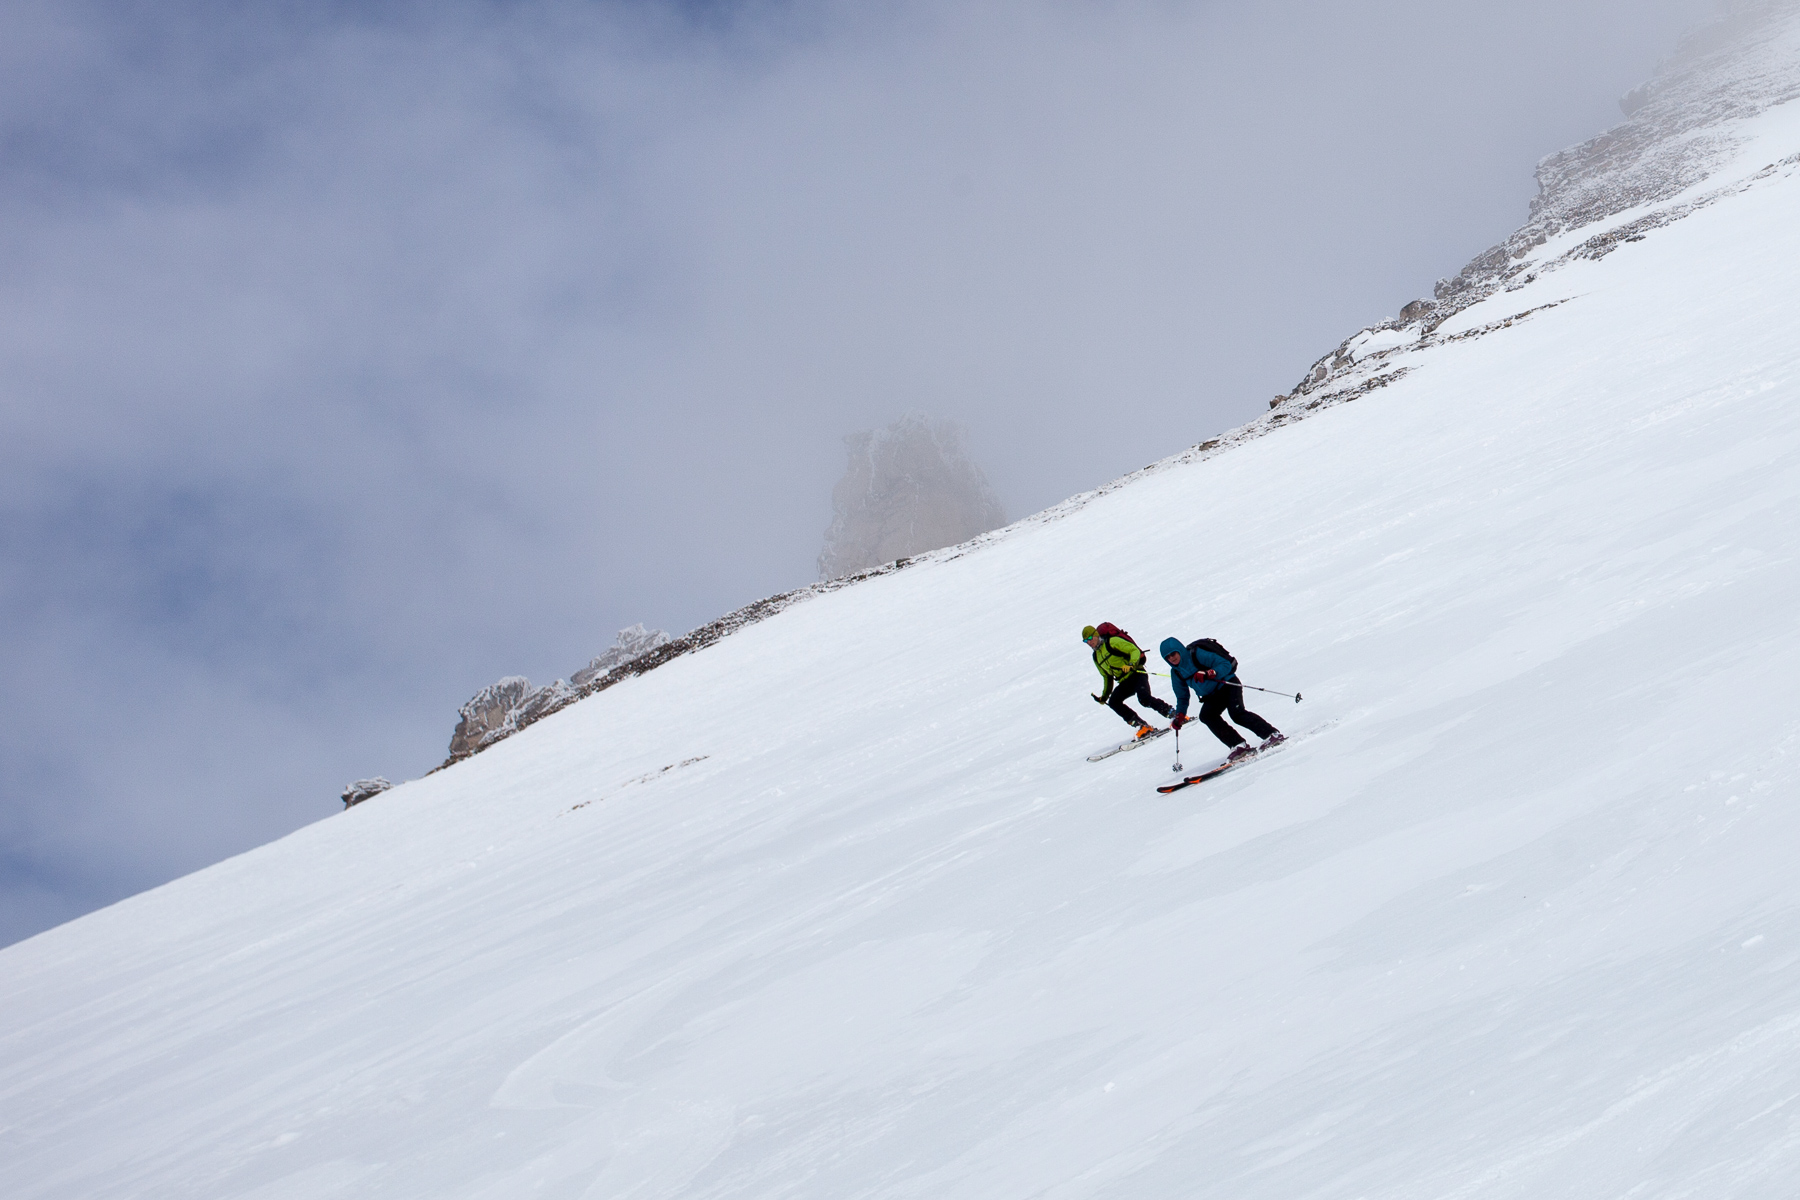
[1086,727,1170,762]
[1156,759,1241,793]
[1155,734,1295,793]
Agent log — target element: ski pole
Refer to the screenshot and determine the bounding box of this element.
[1238,682,1303,703]
[1150,671,1302,704]
[1171,725,1183,773]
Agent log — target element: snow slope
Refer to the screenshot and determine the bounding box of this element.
[7,51,1800,1200]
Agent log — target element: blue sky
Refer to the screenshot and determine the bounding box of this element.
[0,0,1714,945]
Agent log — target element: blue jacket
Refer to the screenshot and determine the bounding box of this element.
[1159,637,1237,717]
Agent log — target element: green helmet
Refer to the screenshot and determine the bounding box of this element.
[1081,625,1097,641]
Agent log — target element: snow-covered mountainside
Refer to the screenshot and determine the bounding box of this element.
[6,10,1800,1198]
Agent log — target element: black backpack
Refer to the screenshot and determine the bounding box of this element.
[1187,637,1237,674]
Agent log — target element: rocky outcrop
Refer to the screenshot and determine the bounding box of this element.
[571,623,670,688]
[340,778,392,809]
[446,676,578,763]
[441,625,673,766]
[818,415,1006,580]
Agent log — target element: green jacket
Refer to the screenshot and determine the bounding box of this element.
[1092,635,1144,699]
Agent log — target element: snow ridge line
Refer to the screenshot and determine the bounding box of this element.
[425,8,1799,778]
[419,172,1724,780]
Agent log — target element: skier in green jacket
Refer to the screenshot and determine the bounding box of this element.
[1083,623,1173,735]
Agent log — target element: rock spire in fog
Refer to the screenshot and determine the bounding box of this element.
[818,414,1006,580]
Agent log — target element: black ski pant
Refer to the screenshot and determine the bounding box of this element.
[1197,681,1278,748]
[1107,671,1172,727]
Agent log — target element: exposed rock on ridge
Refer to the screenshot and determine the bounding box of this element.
[443,624,672,767]
[571,623,671,688]
[340,778,392,809]
[447,677,576,764]
[423,562,930,774]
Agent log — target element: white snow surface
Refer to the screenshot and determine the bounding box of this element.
[7,107,1800,1200]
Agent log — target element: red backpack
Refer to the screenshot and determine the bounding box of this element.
[1095,622,1139,651]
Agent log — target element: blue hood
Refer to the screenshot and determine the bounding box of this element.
[1161,636,1235,714]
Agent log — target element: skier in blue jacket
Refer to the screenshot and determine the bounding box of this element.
[1160,637,1284,762]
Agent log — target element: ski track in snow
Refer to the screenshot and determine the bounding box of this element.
[7,64,1800,1200]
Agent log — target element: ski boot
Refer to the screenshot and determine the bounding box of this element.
[1225,744,1256,764]
[1259,732,1287,751]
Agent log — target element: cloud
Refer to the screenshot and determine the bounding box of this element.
[0,0,1714,944]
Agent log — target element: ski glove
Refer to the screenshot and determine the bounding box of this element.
[1091,693,1105,704]
[1171,714,1189,730]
